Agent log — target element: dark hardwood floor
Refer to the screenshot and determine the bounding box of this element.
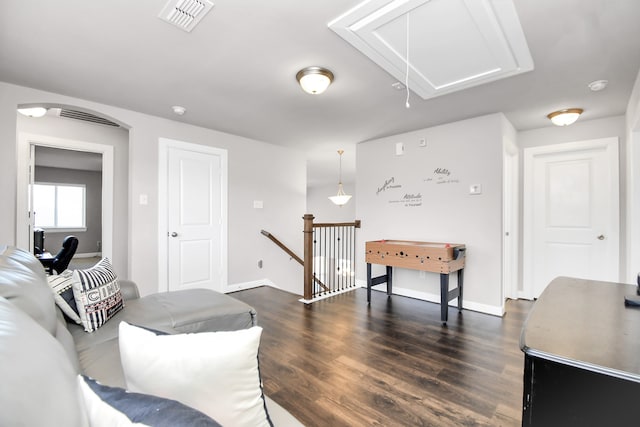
[232,287,533,427]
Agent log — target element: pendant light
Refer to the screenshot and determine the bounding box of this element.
[328,150,352,206]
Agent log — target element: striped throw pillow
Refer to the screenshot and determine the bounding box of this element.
[72,258,124,332]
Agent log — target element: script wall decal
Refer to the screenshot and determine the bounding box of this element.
[424,167,460,185]
[375,176,422,208]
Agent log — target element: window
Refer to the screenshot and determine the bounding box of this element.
[33,183,86,230]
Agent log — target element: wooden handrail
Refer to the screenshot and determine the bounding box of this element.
[260,230,303,265]
[261,229,329,294]
[313,220,361,228]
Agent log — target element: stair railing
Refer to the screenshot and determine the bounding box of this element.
[303,214,361,301]
[262,214,361,302]
[260,230,329,293]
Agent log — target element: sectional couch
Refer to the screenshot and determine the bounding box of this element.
[0,245,302,426]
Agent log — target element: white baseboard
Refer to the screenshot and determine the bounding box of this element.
[225,279,275,293]
[298,285,358,304]
[226,278,503,316]
[517,290,535,300]
[356,279,504,317]
[74,252,102,258]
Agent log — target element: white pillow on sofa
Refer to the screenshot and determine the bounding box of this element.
[118,322,272,427]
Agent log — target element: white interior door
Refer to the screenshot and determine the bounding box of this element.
[523,138,619,298]
[166,144,227,293]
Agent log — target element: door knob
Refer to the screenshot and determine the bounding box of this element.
[170,232,178,237]
[597,235,605,240]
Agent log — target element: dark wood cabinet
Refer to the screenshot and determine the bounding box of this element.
[520,277,640,426]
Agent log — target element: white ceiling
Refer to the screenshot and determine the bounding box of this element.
[1,0,639,186]
[35,146,103,172]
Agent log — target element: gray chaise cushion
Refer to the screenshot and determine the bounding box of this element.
[68,288,257,388]
[0,297,87,427]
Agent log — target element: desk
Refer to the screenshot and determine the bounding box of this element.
[36,252,55,274]
[365,240,465,324]
[520,277,640,426]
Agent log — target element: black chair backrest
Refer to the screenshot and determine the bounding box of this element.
[52,236,78,274]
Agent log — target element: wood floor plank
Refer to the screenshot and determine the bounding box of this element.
[232,286,533,426]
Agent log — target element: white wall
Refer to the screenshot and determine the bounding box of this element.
[517,115,627,283]
[0,82,306,297]
[306,182,356,223]
[356,113,506,315]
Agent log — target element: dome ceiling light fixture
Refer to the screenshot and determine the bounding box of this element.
[17,107,48,118]
[588,80,608,92]
[328,149,352,206]
[172,105,186,115]
[296,66,334,95]
[547,108,583,126]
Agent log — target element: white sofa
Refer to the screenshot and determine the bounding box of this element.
[0,245,302,426]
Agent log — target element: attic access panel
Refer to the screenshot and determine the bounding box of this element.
[329,0,533,100]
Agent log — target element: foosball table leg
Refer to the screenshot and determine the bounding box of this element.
[457,268,464,312]
[440,273,449,325]
[366,263,372,303]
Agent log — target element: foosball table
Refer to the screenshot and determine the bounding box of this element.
[365,240,466,324]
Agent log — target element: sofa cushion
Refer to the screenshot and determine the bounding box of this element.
[119,322,273,427]
[72,258,124,332]
[0,245,58,335]
[48,269,82,323]
[69,289,258,388]
[0,296,87,426]
[79,375,222,426]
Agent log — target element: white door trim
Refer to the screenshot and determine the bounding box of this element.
[522,137,619,299]
[158,138,228,293]
[16,133,114,261]
[502,150,519,302]
[627,130,640,283]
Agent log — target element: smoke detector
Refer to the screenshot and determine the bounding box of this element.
[159,0,214,32]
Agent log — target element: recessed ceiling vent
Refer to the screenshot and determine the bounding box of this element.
[57,109,120,127]
[158,0,214,32]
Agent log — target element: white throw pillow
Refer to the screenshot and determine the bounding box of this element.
[118,322,272,427]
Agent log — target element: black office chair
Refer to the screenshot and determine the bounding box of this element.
[47,236,79,275]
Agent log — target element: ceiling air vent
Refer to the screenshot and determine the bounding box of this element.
[158,0,214,32]
[58,109,120,127]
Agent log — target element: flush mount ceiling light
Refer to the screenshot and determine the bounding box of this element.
[296,66,334,95]
[17,107,47,118]
[328,149,352,206]
[172,105,186,115]
[547,108,583,126]
[588,80,608,92]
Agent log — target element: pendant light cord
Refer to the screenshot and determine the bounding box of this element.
[405,11,411,109]
[338,149,344,184]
